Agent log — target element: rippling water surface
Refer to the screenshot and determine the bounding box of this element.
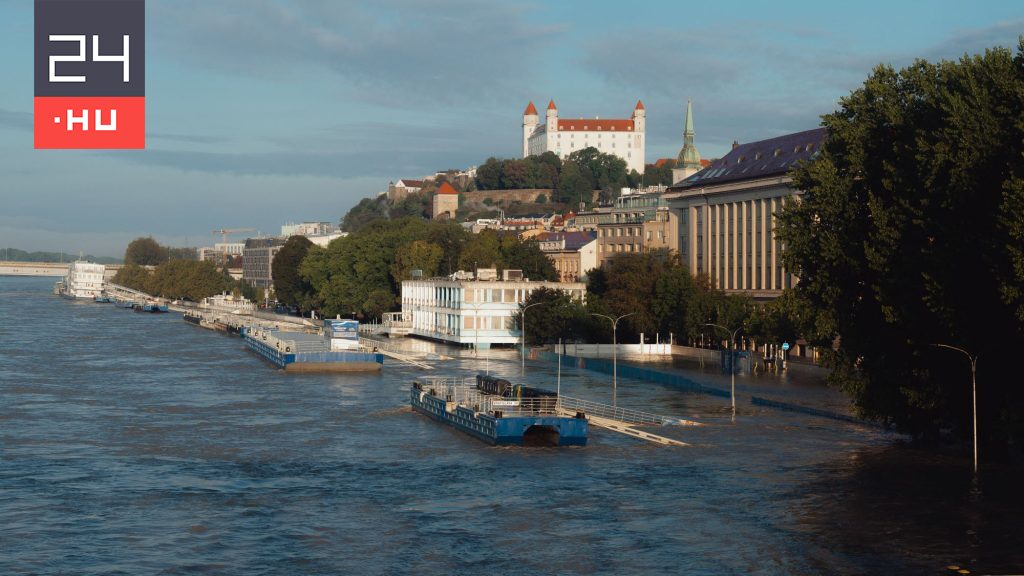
[1,277,1020,575]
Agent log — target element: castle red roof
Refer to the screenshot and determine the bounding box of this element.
[634,100,645,110]
[547,99,557,111]
[556,119,634,131]
[437,182,459,195]
[524,101,538,115]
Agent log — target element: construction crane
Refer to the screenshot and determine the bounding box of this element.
[211,228,256,264]
[212,228,256,245]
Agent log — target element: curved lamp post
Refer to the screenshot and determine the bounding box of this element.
[704,323,742,417]
[591,312,635,407]
[931,343,979,475]
[521,301,547,375]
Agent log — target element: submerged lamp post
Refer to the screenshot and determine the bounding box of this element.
[591,312,635,408]
[931,343,979,475]
[521,301,547,375]
[704,323,742,417]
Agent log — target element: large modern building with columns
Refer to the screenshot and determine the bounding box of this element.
[664,128,827,297]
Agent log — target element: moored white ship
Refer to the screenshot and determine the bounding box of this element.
[58,261,106,299]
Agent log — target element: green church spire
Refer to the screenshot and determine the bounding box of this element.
[676,98,702,171]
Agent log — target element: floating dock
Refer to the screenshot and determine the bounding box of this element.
[244,328,383,372]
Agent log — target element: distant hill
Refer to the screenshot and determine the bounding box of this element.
[1,248,122,265]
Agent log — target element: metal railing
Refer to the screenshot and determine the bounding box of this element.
[414,380,560,416]
[556,395,678,426]
[412,377,693,425]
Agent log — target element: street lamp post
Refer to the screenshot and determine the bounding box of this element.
[521,302,547,375]
[931,343,979,475]
[704,323,742,417]
[591,312,635,407]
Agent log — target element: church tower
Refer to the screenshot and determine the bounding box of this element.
[522,101,538,158]
[673,99,702,184]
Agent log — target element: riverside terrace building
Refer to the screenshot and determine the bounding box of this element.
[401,271,586,348]
[664,127,828,297]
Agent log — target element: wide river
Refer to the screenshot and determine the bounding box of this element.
[1,276,1020,575]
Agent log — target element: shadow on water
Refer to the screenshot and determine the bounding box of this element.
[793,443,1024,574]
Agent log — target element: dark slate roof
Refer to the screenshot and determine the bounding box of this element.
[671,127,827,190]
[562,230,597,250]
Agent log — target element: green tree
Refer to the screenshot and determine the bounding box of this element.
[389,193,431,219]
[391,239,444,281]
[476,157,503,190]
[124,237,167,266]
[501,238,558,281]
[776,43,1024,444]
[148,260,230,301]
[341,196,389,233]
[272,235,315,310]
[458,229,503,271]
[111,263,153,293]
[556,161,592,206]
[501,159,533,189]
[514,287,592,345]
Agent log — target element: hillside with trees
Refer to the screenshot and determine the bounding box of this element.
[301,218,557,319]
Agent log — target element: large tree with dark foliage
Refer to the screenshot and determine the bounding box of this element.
[124,237,166,266]
[776,43,1024,448]
[272,235,315,310]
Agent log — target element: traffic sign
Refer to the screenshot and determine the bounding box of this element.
[782,342,790,351]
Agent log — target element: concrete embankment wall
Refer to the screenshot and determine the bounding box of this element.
[538,350,877,427]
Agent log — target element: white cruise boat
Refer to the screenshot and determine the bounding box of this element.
[59,261,106,299]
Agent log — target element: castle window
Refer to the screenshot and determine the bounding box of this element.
[805,143,814,151]
[754,152,762,160]
[773,149,781,157]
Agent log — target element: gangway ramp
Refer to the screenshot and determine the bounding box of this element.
[359,337,434,370]
[555,395,701,447]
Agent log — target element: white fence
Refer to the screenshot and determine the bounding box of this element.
[552,342,672,359]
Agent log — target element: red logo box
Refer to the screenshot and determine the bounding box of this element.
[34,96,145,149]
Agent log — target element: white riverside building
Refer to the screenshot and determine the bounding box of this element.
[401,273,586,348]
[61,261,106,299]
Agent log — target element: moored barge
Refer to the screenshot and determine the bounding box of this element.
[243,327,383,372]
[411,374,587,446]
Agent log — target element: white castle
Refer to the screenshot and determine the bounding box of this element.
[522,99,646,175]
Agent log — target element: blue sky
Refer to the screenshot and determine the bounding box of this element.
[1,0,1021,257]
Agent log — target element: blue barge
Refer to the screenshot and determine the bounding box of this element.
[411,375,587,447]
[243,327,383,372]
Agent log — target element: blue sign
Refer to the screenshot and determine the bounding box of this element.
[782,342,790,351]
[325,319,359,340]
